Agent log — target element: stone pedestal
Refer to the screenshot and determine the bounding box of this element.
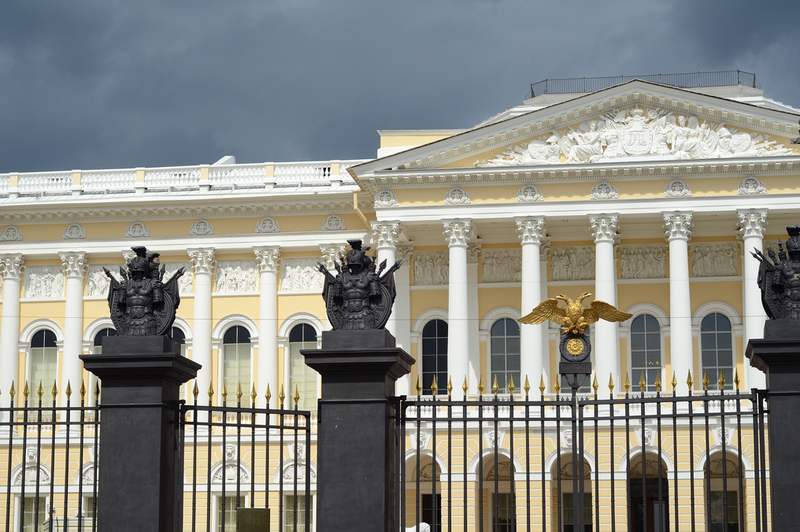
[80,335,200,532]
[746,323,800,532]
[302,329,413,532]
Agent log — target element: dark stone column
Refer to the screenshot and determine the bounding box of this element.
[302,329,413,532]
[80,335,200,532]
[746,320,800,531]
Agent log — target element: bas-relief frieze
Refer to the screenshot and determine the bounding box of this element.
[165,263,193,295]
[281,258,324,291]
[482,249,521,283]
[87,265,118,296]
[413,251,449,285]
[550,247,595,281]
[691,242,739,277]
[215,260,257,293]
[478,106,794,167]
[620,246,667,279]
[25,266,64,298]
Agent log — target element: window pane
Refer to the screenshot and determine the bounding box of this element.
[422,320,448,395]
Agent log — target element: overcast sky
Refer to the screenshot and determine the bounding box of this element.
[1,1,797,173]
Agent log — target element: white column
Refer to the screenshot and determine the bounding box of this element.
[188,248,215,404]
[371,221,402,338]
[443,219,472,399]
[254,246,280,406]
[738,209,768,389]
[590,214,620,398]
[395,244,413,396]
[664,212,694,394]
[467,241,481,390]
[60,252,87,405]
[516,217,547,391]
[0,254,23,408]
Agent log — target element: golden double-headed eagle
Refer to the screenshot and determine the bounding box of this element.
[518,292,631,335]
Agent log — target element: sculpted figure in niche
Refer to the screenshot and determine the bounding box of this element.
[317,239,402,330]
[105,246,184,336]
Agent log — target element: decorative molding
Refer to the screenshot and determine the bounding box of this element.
[663,212,693,241]
[738,176,767,195]
[467,242,481,264]
[691,242,739,277]
[165,263,192,294]
[396,244,414,263]
[442,219,472,247]
[414,251,449,285]
[62,223,86,240]
[254,246,280,273]
[87,265,117,296]
[371,221,401,248]
[211,463,249,484]
[737,209,768,239]
[374,190,398,208]
[483,249,521,282]
[591,181,619,200]
[188,248,215,275]
[25,266,64,298]
[550,247,595,281]
[516,217,546,245]
[319,244,347,270]
[516,184,543,203]
[620,245,667,279]
[215,260,257,293]
[59,252,87,278]
[0,254,24,280]
[0,225,22,241]
[281,258,324,291]
[189,219,214,236]
[321,214,346,231]
[125,221,149,238]
[664,179,691,198]
[444,187,470,205]
[590,214,618,243]
[255,216,280,234]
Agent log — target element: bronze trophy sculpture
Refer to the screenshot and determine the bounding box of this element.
[104,246,185,335]
[317,239,402,330]
[752,226,800,322]
[519,292,631,384]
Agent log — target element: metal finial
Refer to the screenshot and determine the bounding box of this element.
[554,378,561,395]
[447,377,453,397]
[279,384,286,407]
[492,375,499,396]
[52,381,59,401]
[703,371,709,392]
[639,372,647,393]
[592,374,599,395]
[671,371,677,392]
[250,384,257,402]
[431,375,438,396]
[10,381,15,401]
[265,384,272,406]
[293,385,300,407]
[80,380,86,401]
[478,375,485,396]
[207,382,215,401]
[94,381,100,402]
[37,382,44,401]
[193,381,199,401]
[718,371,726,390]
[221,382,228,402]
[236,383,243,402]
[416,376,422,396]
[686,370,694,389]
[508,375,515,396]
[654,372,662,393]
[734,368,740,391]
[608,374,615,395]
[623,373,631,394]
[462,376,468,397]
[23,381,30,401]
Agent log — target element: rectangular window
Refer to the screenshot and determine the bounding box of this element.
[218,496,244,532]
[285,495,313,532]
[223,343,251,407]
[562,493,592,532]
[30,346,58,407]
[289,343,317,410]
[494,492,515,532]
[709,491,738,532]
[20,497,46,532]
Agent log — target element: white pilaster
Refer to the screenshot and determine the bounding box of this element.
[664,212,694,394]
[467,241,481,391]
[516,216,547,390]
[738,209,768,389]
[590,214,620,398]
[443,219,471,399]
[188,248,215,404]
[371,221,402,338]
[395,244,413,396]
[60,252,87,405]
[254,246,280,406]
[0,254,23,408]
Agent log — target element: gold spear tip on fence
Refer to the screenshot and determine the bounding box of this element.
[639,372,647,393]
[265,384,272,405]
[718,371,726,390]
[686,370,694,388]
[462,376,469,396]
[279,384,286,407]
[207,382,215,400]
[250,384,257,402]
[592,374,599,395]
[671,371,678,392]
[431,375,438,396]
[94,381,100,402]
[734,368,740,391]
[9,382,15,401]
[478,375,485,395]
[221,382,228,401]
[492,375,499,396]
[293,385,300,407]
[23,381,29,401]
[447,377,453,397]
[608,374,615,395]
[64,381,71,400]
[37,382,44,400]
[554,378,561,395]
[703,371,710,391]
[416,376,422,396]
[623,373,631,394]
[236,383,243,401]
[193,381,199,401]
[80,380,86,400]
[508,375,515,395]
[655,372,662,393]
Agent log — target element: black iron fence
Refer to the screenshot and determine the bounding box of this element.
[398,380,770,532]
[528,70,758,98]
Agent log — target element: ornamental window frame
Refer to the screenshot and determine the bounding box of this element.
[278,313,323,410]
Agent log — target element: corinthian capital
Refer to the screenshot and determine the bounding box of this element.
[663,212,693,242]
[516,216,547,245]
[188,248,216,274]
[371,221,401,249]
[737,209,768,239]
[590,214,618,243]
[0,254,24,280]
[254,246,280,273]
[59,252,87,278]
[442,219,472,247]
[320,244,347,270]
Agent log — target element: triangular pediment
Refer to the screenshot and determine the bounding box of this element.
[353,80,800,183]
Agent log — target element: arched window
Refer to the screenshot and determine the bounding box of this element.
[30,330,58,407]
[222,326,251,406]
[422,320,448,395]
[700,313,733,391]
[490,318,520,394]
[288,324,318,410]
[169,327,188,401]
[92,327,117,354]
[630,314,661,392]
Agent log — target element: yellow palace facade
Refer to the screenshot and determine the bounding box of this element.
[0,75,797,531]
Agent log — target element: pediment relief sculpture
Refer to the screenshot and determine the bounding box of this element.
[477,106,794,167]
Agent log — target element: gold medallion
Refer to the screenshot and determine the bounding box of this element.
[567,338,584,355]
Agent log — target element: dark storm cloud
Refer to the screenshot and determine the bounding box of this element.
[0,0,797,173]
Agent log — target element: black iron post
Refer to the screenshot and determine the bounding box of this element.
[303,329,413,532]
[80,335,200,532]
